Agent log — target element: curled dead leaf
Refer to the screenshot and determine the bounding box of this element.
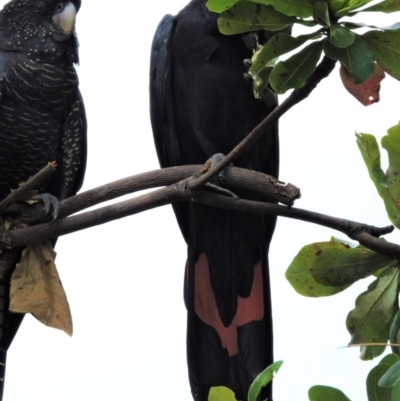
[340,63,385,106]
[9,240,73,336]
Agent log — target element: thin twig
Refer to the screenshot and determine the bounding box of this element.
[187,56,337,192]
[192,192,398,258]
[0,162,56,214]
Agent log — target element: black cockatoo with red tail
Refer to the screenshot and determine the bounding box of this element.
[0,0,86,398]
[150,1,280,400]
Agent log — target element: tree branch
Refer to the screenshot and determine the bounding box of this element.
[187,56,337,192]
[4,165,300,224]
[192,192,398,257]
[0,174,398,260]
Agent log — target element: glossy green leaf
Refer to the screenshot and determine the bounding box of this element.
[217,2,295,35]
[363,30,400,80]
[329,26,356,48]
[390,310,400,356]
[390,378,400,401]
[286,240,352,297]
[324,36,375,84]
[308,385,352,401]
[367,354,399,401]
[379,360,400,387]
[250,32,318,76]
[362,0,400,13]
[208,386,238,401]
[248,360,283,401]
[336,0,375,16]
[347,267,399,356]
[314,1,330,25]
[206,0,240,12]
[269,40,324,94]
[252,0,315,17]
[309,245,392,287]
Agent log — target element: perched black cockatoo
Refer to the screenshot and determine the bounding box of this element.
[0,0,86,398]
[150,1,279,400]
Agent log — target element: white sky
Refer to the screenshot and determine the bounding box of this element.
[1,1,400,400]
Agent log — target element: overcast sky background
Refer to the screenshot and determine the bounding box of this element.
[0,0,399,400]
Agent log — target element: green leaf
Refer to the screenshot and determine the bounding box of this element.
[208,386,238,401]
[360,318,397,361]
[391,378,400,401]
[286,240,352,297]
[359,125,400,228]
[382,124,400,220]
[329,0,346,13]
[297,19,320,27]
[360,342,387,360]
[308,385,352,401]
[329,26,356,48]
[356,133,388,187]
[217,2,295,35]
[269,40,324,94]
[390,310,400,355]
[206,0,240,12]
[346,267,399,356]
[336,0,375,16]
[379,360,400,387]
[253,67,273,99]
[356,132,400,228]
[250,32,318,76]
[313,1,330,26]
[308,245,392,287]
[324,36,375,84]
[252,0,315,18]
[367,354,399,401]
[368,365,392,401]
[362,0,400,13]
[363,30,400,80]
[248,361,283,401]
[381,354,400,367]
[343,22,400,30]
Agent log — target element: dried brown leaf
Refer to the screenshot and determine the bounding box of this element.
[9,240,72,336]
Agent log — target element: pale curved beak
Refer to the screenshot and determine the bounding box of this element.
[52,2,76,36]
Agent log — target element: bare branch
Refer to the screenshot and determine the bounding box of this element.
[5,165,300,224]
[0,176,397,261]
[192,192,398,258]
[187,56,337,192]
[0,181,192,248]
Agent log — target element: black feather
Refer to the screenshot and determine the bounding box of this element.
[150,1,278,400]
[0,1,86,398]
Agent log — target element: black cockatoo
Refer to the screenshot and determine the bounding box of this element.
[0,0,86,398]
[150,1,279,400]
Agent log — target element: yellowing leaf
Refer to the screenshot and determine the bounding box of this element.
[9,240,72,336]
[340,63,385,105]
[208,386,238,401]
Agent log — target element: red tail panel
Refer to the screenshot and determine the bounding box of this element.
[194,253,264,357]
